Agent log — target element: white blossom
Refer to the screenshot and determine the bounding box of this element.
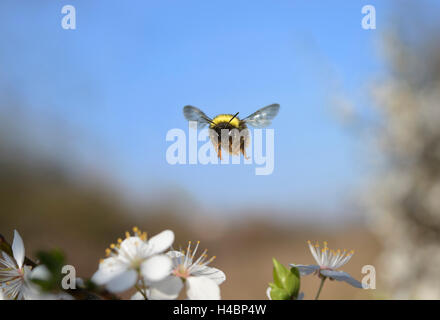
[92,228,174,293]
[0,230,34,299]
[291,241,363,288]
[147,241,225,300]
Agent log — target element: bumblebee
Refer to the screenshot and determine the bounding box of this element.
[183,104,280,159]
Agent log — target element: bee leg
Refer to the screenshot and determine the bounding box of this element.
[217,144,222,160]
[241,145,250,160]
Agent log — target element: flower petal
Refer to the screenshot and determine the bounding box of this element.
[289,264,320,276]
[141,254,172,282]
[106,269,138,292]
[192,266,226,285]
[1,251,17,269]
[266,287,272,300]
[12,230,25,268]
[147,276,183,300]
[91,257,126,285]
[186,276,220,300]
[119,236,149,259]
[148,230,175,255]
[320,270,363,288]
[30,265,51,281]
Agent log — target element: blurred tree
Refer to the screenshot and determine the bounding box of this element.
[365,26,440,298]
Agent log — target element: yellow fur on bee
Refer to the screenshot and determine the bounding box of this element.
[210,114,241,128]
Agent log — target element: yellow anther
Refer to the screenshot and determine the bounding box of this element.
[133,226,139,232]
[125,231,130,238]
[117,238,123,244]
[110,243,116,249]
[105,248,111,256]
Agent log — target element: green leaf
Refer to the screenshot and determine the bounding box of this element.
[272,258,300,298]
[289,266,301,299]
[268,282,278,290]
[272,258,287,288]
[269,286,291,300]
[36,249,65,273]
[32,249,66,292]
[271,258,301,299]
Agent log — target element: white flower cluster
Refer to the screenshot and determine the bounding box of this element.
[0,230,32,300]
[91,227,226,300]
[0,228,225,300]
[0,230,72,300]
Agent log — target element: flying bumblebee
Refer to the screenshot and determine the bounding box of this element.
[183,104,280,159]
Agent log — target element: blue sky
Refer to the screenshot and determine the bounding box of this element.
[0,1,405,219]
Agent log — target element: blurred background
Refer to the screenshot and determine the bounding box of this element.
[1,0,439,299]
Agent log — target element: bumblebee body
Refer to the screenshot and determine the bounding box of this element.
[183,104,280,159]
[209,114,250,159]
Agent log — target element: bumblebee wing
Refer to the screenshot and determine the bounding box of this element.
[183,105,213,129]
[242,104,280,128]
